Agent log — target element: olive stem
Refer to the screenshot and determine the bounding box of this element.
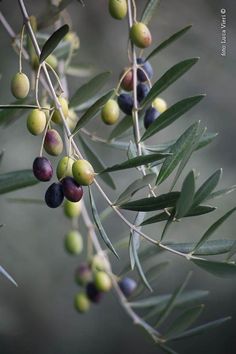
[19,24,25,73]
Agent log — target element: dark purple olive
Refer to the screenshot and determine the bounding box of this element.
[137,83,149,103]
[118,277,137,297]
[61,176,83,202]
[45,182,64,208]
[33,157,53,182]
[86,282,103,303]
[137,57,153,82]
[117,94,133,115]
[144,107,160,129]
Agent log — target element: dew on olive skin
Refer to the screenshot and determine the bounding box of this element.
[45,182,64,208]
[33,156,53,182]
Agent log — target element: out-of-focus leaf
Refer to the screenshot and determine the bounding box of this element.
[38,0,73,29]
[205,185,236,201]
[165,305,204,339]
[109,115,132,140]
[192,207,236,254]
[69,72,111,108]
[146,25,192,61]
[7,198,44,204]
[165,240,235,256]
[89,188,118,258]
[226,240,236,261]
[72,90,115,134]
[66,64,94,78]
[119,192,180,211]
[0,149,4,165]
[168,317,231,341]
[192,259,236,278]
[101,153,169,173]
[192,169,222,207]
[141,58,199,109]
[141,95,204,141]
[141,205,216,226]
[115,174,156,205]
[156,122,199,185]
[0,170,38,194]
[141,0,160,25]
[78,135,115,190]
[0,265,17,286]
[0,99,28,126]
[39,25,69,63]
[175,170,195,219]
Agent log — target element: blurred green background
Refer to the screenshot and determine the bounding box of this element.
[0,0,235,353]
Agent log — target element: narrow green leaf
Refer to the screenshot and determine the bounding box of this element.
[115,174,156,205]
[119,192,180,212]
[156,122,199,185]
[156,273,192,327]
[0,99,28,126]
[131,290,209,310]
[141,95,205,141]
[170,124,205,190]
[175,170,195,219]
[192,259,236,278]
[69,72,111,108]
[0,265,17,286]
[0,170,38,194]
[89,188,118,258]
[169,317,231,341]
[226,240,236,261]
[72,90,115,134]
[166,240,235,256]
[141,0,160,25]
[141,58,199,109]
[146,25,192,61]
[66,64,94,78]
[101,153,170,173]
[40,24,69,63]
[109,115,132,140]
[165,305,204,339]
[205,185,236,201]
[192,207,236,254]
[158,344,179,354]
[196,132,218,150]
[141,205,216,226]
[78,135,115,190]
[192,169,222,207]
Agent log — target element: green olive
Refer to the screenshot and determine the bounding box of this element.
[101,99,119,125]
[64,230,83,255]
[27,109,46,135]
[152,97,167,113]
[45,54,58,70]
[74,292,90,313]
[94,271,112,292]
[90,254,108,272]
[64,200,82,219]
[109,0,127,20]
[56,156,74,180]
[130,22,152,49]
[11,72,30,99]
[72,159,95,186]
[52,96,69,124]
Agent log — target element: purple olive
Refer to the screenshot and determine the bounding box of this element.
[117,94,133,115]
[61,176,83,202]
[118,277,137,297]
[44,129,63,156]
[137,83,149,103]
[144,107,160,129]
[75,263,92,286]
[86,282,103,303]
[137,58,153,82]
[45,182,64,208]
[33,157,53,182]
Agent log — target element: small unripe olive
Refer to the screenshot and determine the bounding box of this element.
[74,292,90,313]
[101,99,119,125]
[64,32,80,50]
[44,129,63,156]
[120,68,133,91]
[94,271,112,293]
[11,72,30,99]
[45,54,58,70]
[152,97,167,113]
[64,199,82,219]
[56,156,74,180]
[109,0,127,20]
[67,109,78,131]
[52,96,69,124]
[72,159,95,186]
[64,230,83,255]
[130,22,152,49]
[27,109,47,135]
[90,254,109,272]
